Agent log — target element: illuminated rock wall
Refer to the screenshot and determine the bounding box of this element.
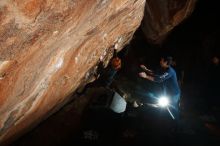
[0,0,145,144]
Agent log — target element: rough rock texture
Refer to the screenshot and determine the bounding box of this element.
[142,0,197,44]
[0,0,145,144]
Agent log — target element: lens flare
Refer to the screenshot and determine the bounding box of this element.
[158,96,169,107]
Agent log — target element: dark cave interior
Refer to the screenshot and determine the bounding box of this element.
[133,0,219,82]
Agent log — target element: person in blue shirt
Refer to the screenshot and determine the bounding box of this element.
[139,56,181,119]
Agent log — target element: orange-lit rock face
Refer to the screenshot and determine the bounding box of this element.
[142,0,197,44]
[0,0,145,144]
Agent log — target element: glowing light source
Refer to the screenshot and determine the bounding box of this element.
[158,96,169,107]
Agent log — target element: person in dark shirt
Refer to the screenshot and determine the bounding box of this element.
[102,55,121,87]
[139,56,181,119]
[76,51,121,96]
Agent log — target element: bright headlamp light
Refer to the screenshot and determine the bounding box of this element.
[158,96,170,107]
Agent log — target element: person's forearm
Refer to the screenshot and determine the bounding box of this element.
[145,75,154,81]
[144,68,153,73]
[140,65,153,73]
[139,72,155,82]
[148,76,154,81]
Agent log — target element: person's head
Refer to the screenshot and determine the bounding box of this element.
[160,56,173,69]
[211,56,219,65]
[111,56,121,70]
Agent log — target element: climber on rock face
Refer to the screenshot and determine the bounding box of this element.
[76,49,122,95]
